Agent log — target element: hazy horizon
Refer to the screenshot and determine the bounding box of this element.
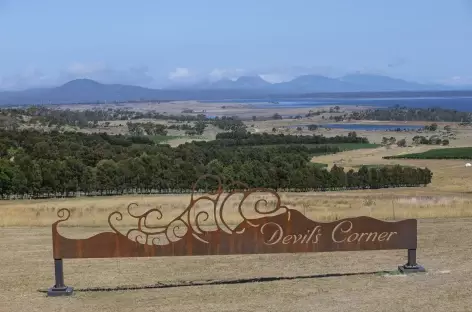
[1,0,472,91]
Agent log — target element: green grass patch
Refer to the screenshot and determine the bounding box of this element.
[383,147,472,160]
[150,135,183,143]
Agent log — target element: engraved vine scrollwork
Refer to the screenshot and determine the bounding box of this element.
[108,203,190,245]
[101,175,290,245]
[56,208,71,223]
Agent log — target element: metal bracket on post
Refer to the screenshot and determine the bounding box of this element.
[47,259,74,297]
[398,249,426,274]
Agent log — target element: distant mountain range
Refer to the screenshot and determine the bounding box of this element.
[0,74,471,106]
[173,73,453,93]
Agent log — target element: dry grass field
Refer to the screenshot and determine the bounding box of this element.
[3,186,472,229]
[2,103,472,311]
[1,218,472,311]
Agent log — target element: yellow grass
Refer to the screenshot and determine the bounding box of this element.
[3,189,472,229]
[1,218,472,311]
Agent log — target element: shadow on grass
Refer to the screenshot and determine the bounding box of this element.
[38,270,404,293]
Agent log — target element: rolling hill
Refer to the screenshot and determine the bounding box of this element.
[0,74,470,106]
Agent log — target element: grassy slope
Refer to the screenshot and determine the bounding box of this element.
[384,147,472,159]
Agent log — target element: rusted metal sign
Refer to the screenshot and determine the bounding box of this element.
[48,175,425,296]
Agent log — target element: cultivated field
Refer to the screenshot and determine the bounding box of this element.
[2,102,472,311]
[41,100,472,147]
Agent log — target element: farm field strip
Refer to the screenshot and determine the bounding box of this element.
[384,147,472,159]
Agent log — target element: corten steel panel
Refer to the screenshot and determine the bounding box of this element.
[51,175,417,259]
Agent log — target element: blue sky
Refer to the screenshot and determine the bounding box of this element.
[1,0,472,90]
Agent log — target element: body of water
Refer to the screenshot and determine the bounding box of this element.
[292,123,425,131]
[200,96,472,111]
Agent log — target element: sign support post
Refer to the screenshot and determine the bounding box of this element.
[398,249,426,273]
[47,259,73,296]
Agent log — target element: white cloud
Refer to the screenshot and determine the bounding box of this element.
[0,63,157,90]
[2,63,471,91]
[168,67,193,81]
[387,57,407,69]
[60,63,155,86]
[204,66,335,83]
[66,62,107,76]
[208,68,245,81]
[438,76,472,86]
[0,67,52,91]
[205,66,333,83]
[258,74,287,83]
[254,65,343,83]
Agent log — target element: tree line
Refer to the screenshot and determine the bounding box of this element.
[0,106,249,137]
[207,117,247,131]
[0,106,211,129]
[381,135,449,147]
[412,135,449,146]
[212,131,369,147]
[126,122,169,136]
[0,129,432,198]
[345,106,472,122]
